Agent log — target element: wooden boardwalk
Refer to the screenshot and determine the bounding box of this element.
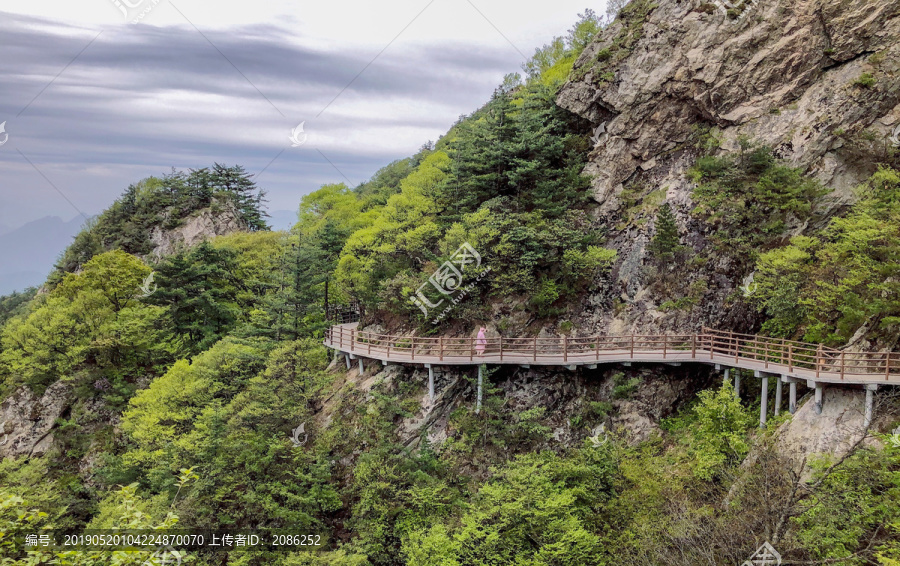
[325,323,900,386]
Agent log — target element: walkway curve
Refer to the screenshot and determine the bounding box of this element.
[324,323,900,386]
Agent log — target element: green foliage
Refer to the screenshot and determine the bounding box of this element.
[647,202,682,262]
[0,250,167,391]
[611,372,640,399]
[689,384,754,480]
[403,450,616,566]
[852,72,878,88]
[691,140,826,264]
[793,447,900,563]
[752,167,900,344]
[146,241,251,354]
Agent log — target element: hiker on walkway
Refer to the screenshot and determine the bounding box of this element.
[476,327,487,356]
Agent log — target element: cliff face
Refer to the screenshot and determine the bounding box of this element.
[148,201,246,260]
[557,0,900,336]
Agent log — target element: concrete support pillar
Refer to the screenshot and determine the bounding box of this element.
[864,384,877,428]
[814,383,823,415]
[344,353,351,370]
[724,368,730,386]
[759,376,768,428]
[358,358,364,374]
[476,365,483,414]
[734,370,741,398]
[428,365,435,401]
[774,376,782,417]
[788,381,797,414]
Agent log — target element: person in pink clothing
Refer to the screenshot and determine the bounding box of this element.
[476,327,487,356]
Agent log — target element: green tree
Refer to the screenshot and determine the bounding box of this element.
[648,203,681,263]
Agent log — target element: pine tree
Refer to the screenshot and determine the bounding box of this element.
[649,203,681,262]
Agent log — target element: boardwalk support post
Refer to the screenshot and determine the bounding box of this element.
[789,379,797,414]
[724,368,730,386]
[864,384,877,428]
[358,358,364,374]
[774,375,782,417]
[734,370,741,398]
[427,364,435,401]
[345,353,351,370]
[759,375,768,428]
[813,381,824,415]
[476,365,483,414]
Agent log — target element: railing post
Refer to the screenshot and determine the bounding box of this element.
[710,332,714,360]
[630,334,634,359]
[788,343,793,372]
[470,337,473,362]
[387,338,391,358]
[534,336,537,362]
[816,345,821,378]
[440,336,444,361]
[840,350,844,379]
[764,340,769,369]
[500,336,504,362]
[563,335,567,363]
[368,335,371,357]
[351,329,356,352]
[663,334,667,359]
[692,334,696,359]
[596,336,600,361]
[886,352,891,381]
[411,337,415,361]
[734,336,739,364]
[780,338,785,366]
[340,328,344,349]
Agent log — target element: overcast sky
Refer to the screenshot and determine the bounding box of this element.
[0,0,607,233]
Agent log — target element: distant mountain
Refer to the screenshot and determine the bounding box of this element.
[267,209,298,231]
[0,215,84,295]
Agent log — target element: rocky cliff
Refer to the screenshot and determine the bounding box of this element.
[148,200,246,260]
[557,0,900,337]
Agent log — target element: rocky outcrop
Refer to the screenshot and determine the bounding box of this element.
[557,0,900,336]
[0,381,73,459]
[775,386,892,468]
[148,201,245,260]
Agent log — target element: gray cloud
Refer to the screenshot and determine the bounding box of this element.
[0,9,526,232]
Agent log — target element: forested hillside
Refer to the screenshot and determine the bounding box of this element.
[2,2,900,565]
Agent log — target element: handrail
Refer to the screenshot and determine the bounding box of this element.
[325,324,900,383]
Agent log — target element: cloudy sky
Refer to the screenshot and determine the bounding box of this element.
[0,0,608,234]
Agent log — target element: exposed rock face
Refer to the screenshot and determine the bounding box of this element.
[774,386,883,471]
[0,381,73,459]
[557,0,900,336]
[148,202,245,260]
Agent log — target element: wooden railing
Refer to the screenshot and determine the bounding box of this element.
[324,324,900,382]
[326,302,361,324]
